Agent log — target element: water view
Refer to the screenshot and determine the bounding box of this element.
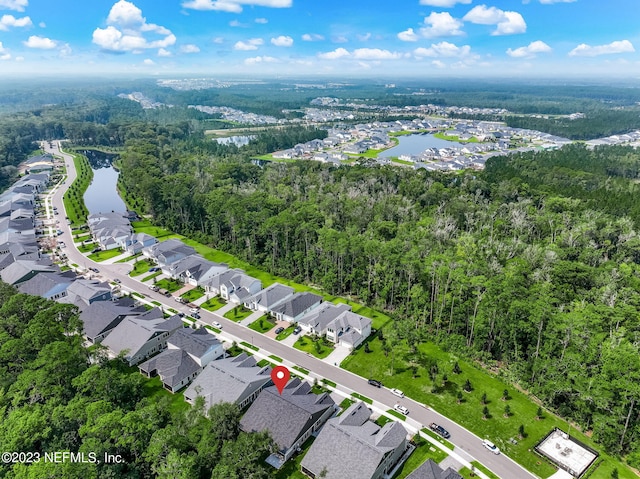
[81,149,128,215]
[383,134,465,157]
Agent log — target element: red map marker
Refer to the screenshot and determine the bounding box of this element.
[271,365,290,395]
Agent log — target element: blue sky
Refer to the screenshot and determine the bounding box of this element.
[0,0,638,77]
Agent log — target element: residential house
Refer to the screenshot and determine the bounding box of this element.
[80,298,146,344]
[244,282,294,313]
[143,239,196,268]
[271,292,322,323]
[88,212,133,251]
[184,352,272,410]
[0,259,57,285]
[240,378,336,465]
[300,401,409,479]
[138,327,224,392]
[17,271,74,300]
[101,308,184,366]
[164,255,228,287]
[405,460,462,479]
[62,279,112,306]
[203,268,261,303]
[124,232,157,255]
[297,302,351,337]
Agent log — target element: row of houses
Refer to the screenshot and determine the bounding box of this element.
[87,212,156,254]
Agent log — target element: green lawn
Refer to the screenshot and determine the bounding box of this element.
[129,258,156,276]
[274,436,315,479]
[433,131,479,143]
[200,296,227,312]
[180,287,205,302]
[141,271,162,282]
[77,242,98,253]
[62,150,93,226]
[275,325,295,341]
[248,315,275,333]
[73,233,91,243]
[393,435,448,479]
[87,248,124,262]
[141,375,189,416]
[223,305,254,322]
[470,461,499,479]
[154,278,183,293]
[342,336,636,479]
[386,409,407,421]
[293,335,334,359]
[116,252,142,263]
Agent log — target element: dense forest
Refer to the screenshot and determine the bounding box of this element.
[118,134,640,466]
[0,283,274,479]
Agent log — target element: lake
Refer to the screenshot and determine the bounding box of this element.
[81,149,128,215]
[383,134,464,157]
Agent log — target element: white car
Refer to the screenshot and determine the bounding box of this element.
[390,388,405,398]
[482,439,500,455]
[189,307,199,314]
[213,321,222,329]
[393,404,409,415]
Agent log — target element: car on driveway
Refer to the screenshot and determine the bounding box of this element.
[368,379,382,388]
[274,326,285,334]
[393,404,409,415]
[293,326,302,335]
[482,439,500,455]
[213,321,222,329]
[148,267,159,272]
[390,388,404,398]
[429,423,451,439]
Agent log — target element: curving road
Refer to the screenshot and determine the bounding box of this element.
[44,140,538,479]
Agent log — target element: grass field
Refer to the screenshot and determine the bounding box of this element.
[394,435,448,479]
[180,287,205,302]
[200,296,227,312]
[293,335,334,359]
[154,278,183,293]
[87,248,124,262]
[342,336,636,479]
[141,271,162,282]
[77,242,97,253]
[248,315,275,333]
[62,150,93,226]
[129,258,155,276]
[115,252,142,263]
[223,305,254,322]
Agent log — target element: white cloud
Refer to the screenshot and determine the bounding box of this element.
[23,35,56,49]
[0,54,10,61]
[38,21,45,28]
[255,17,268,23]
[332,35,348,43]
[229,20,248,27]
[463,5,526,35]
[419,0,471,6]
[180,44,200,53]
[397,28,419,42]
[0,14,31,30]
[414,41,471,58]
[302,33,324,42]
[158,48,171,57]
[92,1,176,52]
[271,35,293,47]
[357,33,371,42]
[507,40,551,58]
[143,58,154,65]
[0,41,5,52]
[317,47,350,60]
[59,43,72,56]
[181,0,292,13]
[213,36,224,44]
[352,48,401,60]
[432,60,446,68]
[0,0,27,12]
[244,55,278,64]
[569,40,634,57]
[233,38,263,50]
[420,12,464,38]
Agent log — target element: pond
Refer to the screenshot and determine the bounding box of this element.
[80,149,128,215]
[383,134,464,157]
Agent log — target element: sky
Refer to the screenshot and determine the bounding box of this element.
[0,0,638,78]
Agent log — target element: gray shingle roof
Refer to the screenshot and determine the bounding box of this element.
[0,260,57,285]
[138,349,201,390]
[240,378,335,453]
[183,352,272,408]
[102,309,183,359]
[167,327,222,358]
[272,292,322,318]
[300,401,408,479]
[65,279,111,304]
[80,299,146,340]
[17,272,73,298]
[298,302,351,332]
[405,459,463,479]
[247,282,294,309]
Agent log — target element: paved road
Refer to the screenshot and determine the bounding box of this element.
[45,140,538,479]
